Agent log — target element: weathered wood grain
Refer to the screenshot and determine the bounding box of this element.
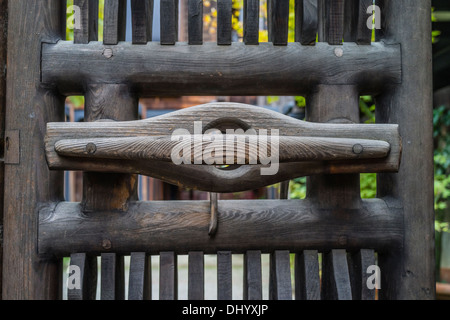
[45,102,401,193]
[68,253,98,300]
[325,0,344,45]
[131,0,153,44]
[347,249,375,300]
[295,250,320,300]
[41,41,402,96]
[54,135,391,163]
[73,0,99,44]
[268,0,289,45]
[0,0,7,298]
[160,251,177,300]
[103,0,127,45]
[188,0,203,45]
[243,0,259,45]
[343,0,372,44]
[269,250,292,300]
[38,199,403,258]
[188,252,204,300]
[376,0,435,300]
[3,0,65,299]
[217,251,232,300]
[217,0,232,45]
[160,0,178,44]
[244,251,262,300]
[322,250,352,300]
[295,0,318,45]
[100,253,125,300]
[128,252,151,300]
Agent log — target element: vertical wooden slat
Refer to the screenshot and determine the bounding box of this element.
[128,252,151,300]
[188,252,204,300]
[325,0,344,45]
[68,253,98,300]
[322,250,352,300]
[295,0,318,45]
[243,0,259,45]
[160,251,177,300]
[295,250,320,300]
[188,0,203,45]
[343,0,372,44]
[131,0,153,44]
[103,0,127,45]
[267,0,289,45]
[217,251,232,300]
[279,180,289,199]
[347,249,376,300]
[73,0,98,44]
[243,250,262,300]
[101,253,125,300]
[160,0,178,45]
[61,0,67,40]
[73,0,99,44]
[269,250,292,300]
[217,0,232,45]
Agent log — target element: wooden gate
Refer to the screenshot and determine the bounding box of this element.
[1,0,434,300]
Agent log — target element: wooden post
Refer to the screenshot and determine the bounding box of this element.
[3,0,65,299]
[82,84,138,212]
[0,0,7,299]
[376,0,435,300]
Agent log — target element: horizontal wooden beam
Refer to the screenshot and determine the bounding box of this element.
[45,103,401,193]
[41,41,401,96]
[38,199,403,256]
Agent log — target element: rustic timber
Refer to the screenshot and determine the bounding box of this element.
[295,251,320,300]
[160,252,177,300]
[295,0,318,45]
[188,0,203,45]
[131,0,154,44]
[41,41,402,96]
[347,249,376,300]
[128,252,151,300]
[217,251,232,300]
[81,84,138,212]
[322,250,352,300]
[160,0,178,45]
[38,199,403,256]
[188,252,204,300]
[269,250,292,300]
[217,0,232,45]
[0,0,7,298]
[243,0,259,45]
[324,0,344,45]
[45,103,401,193]
[244,251,262,300]
[100,253,125,300]
[3,0,65,299]
[268,0,289,45]
[103,0,127,45]
[68,253,98,300]
[73,0,99,44]
[343,0,372,44]
[376,0,435,300]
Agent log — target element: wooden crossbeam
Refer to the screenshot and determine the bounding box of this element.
[42,41,401,96]
[39,199,403,256]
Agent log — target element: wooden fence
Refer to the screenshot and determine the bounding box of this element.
[0,0,434,300]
